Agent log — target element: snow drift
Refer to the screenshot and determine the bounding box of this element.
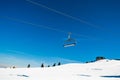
[0,59,120,80]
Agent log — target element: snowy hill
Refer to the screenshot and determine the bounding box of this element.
[0,59,120,80]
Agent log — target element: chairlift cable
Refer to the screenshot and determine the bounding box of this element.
[26,0,100,29]
[1,16,92,39]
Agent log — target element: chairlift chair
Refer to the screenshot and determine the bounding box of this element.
[63,32,77,47]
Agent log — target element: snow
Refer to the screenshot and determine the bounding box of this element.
[0,59,120,80]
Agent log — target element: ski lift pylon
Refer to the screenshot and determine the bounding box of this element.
[63,32,77,47]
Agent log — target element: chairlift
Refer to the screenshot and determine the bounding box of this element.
[63,32,77,47]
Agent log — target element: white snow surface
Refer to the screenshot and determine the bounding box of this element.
[0,59,120,80]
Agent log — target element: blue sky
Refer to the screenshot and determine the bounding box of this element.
[0,0,120,67]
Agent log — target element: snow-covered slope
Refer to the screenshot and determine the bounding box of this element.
[0,59,120,80]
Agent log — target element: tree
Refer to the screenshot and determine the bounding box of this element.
[96,56,106,61]
[53,63,56,67]
[27,64,30,68]
[41,63,44,68]
[13,66,16,69]
[58,62,61,66]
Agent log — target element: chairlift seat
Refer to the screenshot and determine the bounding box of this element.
[63,38,76,47]
[63,43,76,47]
